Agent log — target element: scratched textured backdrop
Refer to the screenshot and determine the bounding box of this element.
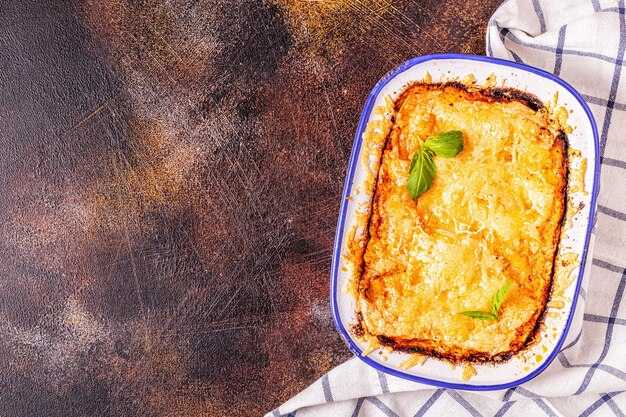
[0,1,501,416]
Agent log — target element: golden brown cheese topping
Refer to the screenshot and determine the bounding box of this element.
[357,83,567,363]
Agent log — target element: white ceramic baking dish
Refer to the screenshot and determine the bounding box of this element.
[331,53,599,390]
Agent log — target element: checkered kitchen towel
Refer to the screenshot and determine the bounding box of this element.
[267,1,626,415]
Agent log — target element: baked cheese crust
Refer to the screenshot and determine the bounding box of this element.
[357,82,568,363]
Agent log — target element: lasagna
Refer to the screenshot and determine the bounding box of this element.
[356,82,568,363]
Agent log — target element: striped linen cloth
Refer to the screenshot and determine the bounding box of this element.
[267,1,626,415]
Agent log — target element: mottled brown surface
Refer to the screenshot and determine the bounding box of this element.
[0,1,501,416]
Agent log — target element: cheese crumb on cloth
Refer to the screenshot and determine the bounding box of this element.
[267,1,626,416]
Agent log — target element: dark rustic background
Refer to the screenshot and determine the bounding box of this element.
[0,1,501,415]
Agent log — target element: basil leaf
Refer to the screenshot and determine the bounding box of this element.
[460,311,497,320]
[406,148,436,200]
[490,281,511,318]
[489,304,498,318]
[423,130,464,158]
[462,282,511,321]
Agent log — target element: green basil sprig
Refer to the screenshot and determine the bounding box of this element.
[406,148,435,201]
[461,282,512,321]
[406,130,464,200]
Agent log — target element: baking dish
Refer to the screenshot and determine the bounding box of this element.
[330,53,599,390]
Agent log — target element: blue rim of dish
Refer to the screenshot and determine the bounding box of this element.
[330,52,600,391]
